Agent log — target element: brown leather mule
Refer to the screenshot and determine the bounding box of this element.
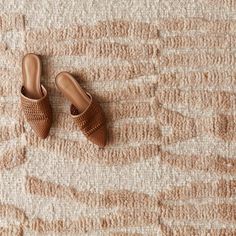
[20,53,52,139]
[55,72,107,147]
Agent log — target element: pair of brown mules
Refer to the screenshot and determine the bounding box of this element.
[20,53,107,147]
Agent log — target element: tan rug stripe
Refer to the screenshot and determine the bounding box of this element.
[26,20,159,41]
[27,32,236,50]
[155,89,236,112]
[1,204,235,234]
[208,0,236,9]
[29,211,160,234]
[0,125,24,142]
[0,204,27,224]
[0,225,23,236]
[27,204,236,233]
[103,102,152,121]
[108,123,161,144]
[198,115,236,142]
[154,18,236,33]
[0,82,19,96]
[0,14,25,32]
[159,34,236,49]
[26,176,160,209]
[160,150,236,175]
[159,52,236,68]
[157,179,236,200]
[0,147,26,171]
[109,233,143,236]
[26,18,236,37]
[161,203,236,222]
[28,177,236,215]
[160,224,236,236]
[26,40,159,60]
[159,224,195,236]
[0,42,6,52]
[157,70,236,88]
[27,44,236,66]
[2,204,235,234]
[206,228,236,235]
[29,217,100,234]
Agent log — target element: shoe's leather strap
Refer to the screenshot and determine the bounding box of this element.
[70,94,106,136]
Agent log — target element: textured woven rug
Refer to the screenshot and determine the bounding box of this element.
[1,1,236,235]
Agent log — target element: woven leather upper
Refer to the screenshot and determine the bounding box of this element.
[20,86,52,138]
[70,94,106,137]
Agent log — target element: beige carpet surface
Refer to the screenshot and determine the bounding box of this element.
[0,1,236,235]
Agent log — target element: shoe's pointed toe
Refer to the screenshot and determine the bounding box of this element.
[88,124,107,147]
[70,94,107,148]
[30,119,52,139]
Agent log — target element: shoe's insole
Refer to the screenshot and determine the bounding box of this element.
[22,53,43,99]
[55,72,90,113]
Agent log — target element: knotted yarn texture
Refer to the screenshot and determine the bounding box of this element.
[1,1,236,235]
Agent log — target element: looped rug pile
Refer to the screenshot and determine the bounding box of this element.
[0,1,236,235]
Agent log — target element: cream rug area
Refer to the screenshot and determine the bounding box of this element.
[0,1,236,235]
